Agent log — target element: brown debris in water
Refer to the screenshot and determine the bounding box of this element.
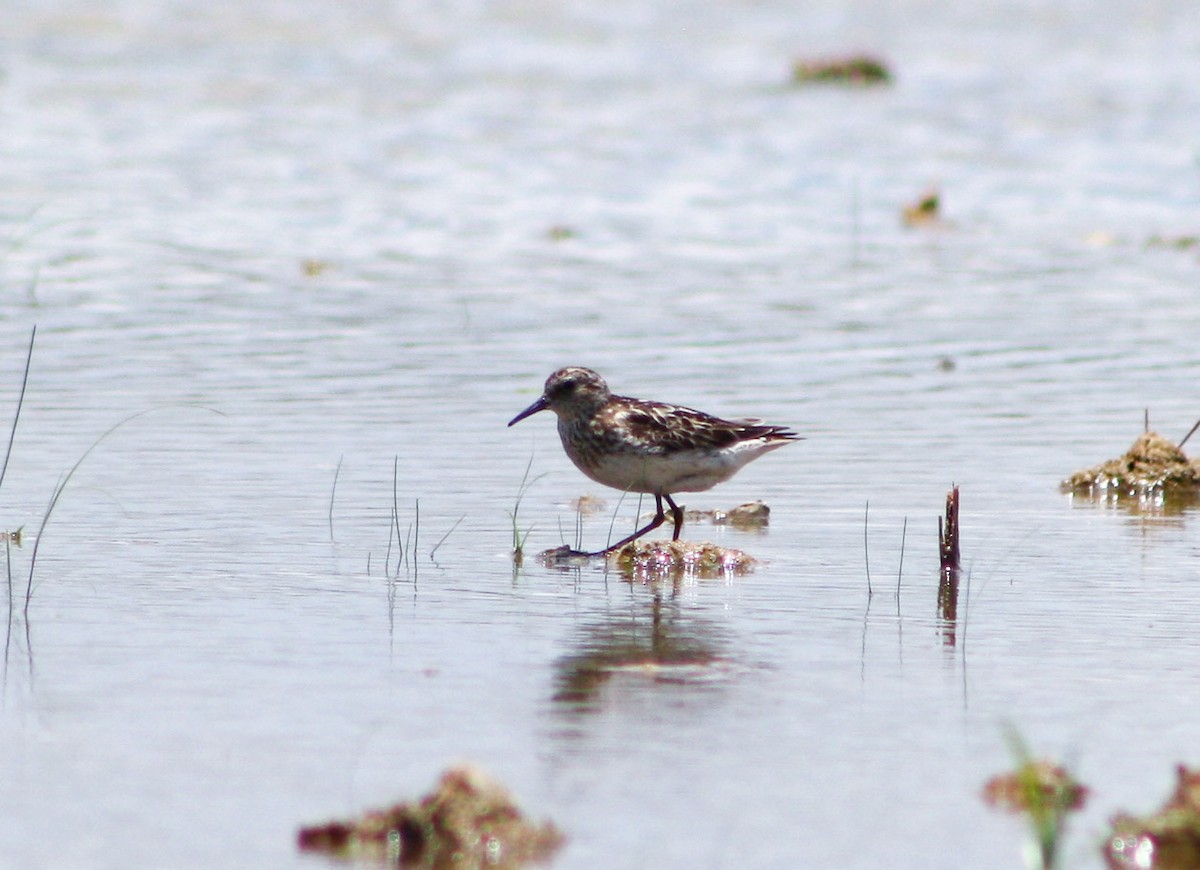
[1062,431,1200,497]
[1105,765,1200,869]
[609,540,757,577]
[791,54,892,85]
[568,494,608,515]
[545,224,576,241]
[297,764,564,868]
[902,188,942,227]
[682,500,771,529]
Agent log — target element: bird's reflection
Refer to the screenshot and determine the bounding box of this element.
[551,593,730,714]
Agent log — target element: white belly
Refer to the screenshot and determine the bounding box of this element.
[573,440,786,495]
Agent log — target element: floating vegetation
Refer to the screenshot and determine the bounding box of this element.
[983,733,1088,870]
[298,764,564,869]
[902,188,942,227]
[683,500,771,529]
[1062,430,1200,501]
[1145,234,1199,252]
[791,54,892,85]
[1105,765,1200,869]
[545,224,576,241]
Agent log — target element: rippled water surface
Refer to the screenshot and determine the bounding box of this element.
[1,1,1199,867]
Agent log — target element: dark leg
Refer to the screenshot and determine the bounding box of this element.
[665,494,684,540]
[588,494,666,556]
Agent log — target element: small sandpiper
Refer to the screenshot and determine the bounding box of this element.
[508,367,799,555]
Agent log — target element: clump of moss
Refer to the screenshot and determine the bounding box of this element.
[298,764,564,868]
[609,540,757,578]
[791,55,892,85]
[1106,765,1200,869]
[1062,431,1200,497]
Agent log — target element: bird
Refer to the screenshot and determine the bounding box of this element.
[507,367,799,555]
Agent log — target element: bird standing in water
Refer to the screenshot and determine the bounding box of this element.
[508,367,799,555]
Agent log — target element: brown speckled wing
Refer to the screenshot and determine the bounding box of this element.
[604,397,798,454]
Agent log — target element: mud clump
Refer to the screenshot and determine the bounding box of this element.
[539,536,761,575]
[1062,431,1200,497]
[1105,765,1200,869]
[609,540,757,578]
[682,500,771,529]
[298,764,564,868]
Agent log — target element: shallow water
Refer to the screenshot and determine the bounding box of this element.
[1,1,1199,867]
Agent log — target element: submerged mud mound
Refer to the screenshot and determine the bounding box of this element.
[609,540,757,578]
[1063,431,1200,497]
[538,534,762,576]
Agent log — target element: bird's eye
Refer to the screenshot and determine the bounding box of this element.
[559,378,576,394]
